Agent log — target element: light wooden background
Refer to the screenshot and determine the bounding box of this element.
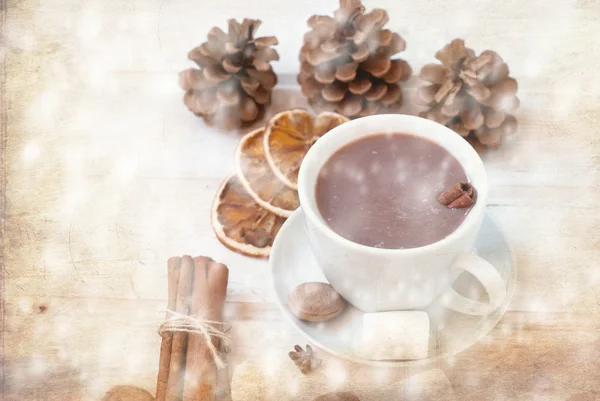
[2,0,600,400]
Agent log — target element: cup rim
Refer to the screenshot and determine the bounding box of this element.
[297,114,488,255]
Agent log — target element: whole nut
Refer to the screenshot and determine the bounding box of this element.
[288,282,345,322]
[313,392,360,401]
[101,385,155,401]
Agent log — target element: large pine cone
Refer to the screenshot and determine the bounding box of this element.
[418,39,519,152]
[179,19,279,129]
[297,0,411,118]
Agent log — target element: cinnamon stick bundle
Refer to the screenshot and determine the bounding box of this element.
[156,255,230,401]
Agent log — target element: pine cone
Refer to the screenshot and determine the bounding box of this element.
[297,0,411,118]
[418,39,519,152]
[179,19,279,129]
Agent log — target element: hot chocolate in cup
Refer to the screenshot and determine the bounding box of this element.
[297,114,506,314]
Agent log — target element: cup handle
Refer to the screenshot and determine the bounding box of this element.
[439,253,507,316]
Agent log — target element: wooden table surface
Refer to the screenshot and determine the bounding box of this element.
[2,0,600,400]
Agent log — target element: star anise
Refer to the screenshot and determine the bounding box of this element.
[289,344,322,374]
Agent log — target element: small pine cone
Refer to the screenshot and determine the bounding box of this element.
[298,0,411,118]
[418,39,519,152]
[179,19,279,129]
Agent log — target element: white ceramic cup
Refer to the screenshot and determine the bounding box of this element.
[298,114,506,314]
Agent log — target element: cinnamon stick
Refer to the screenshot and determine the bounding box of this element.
[438,181,477,209]
[165,255,195,401]
[182,256,210,401]
[156,257,182,401]
[182,258,229,401]
[214,342,233,401]
[199,260,229,400]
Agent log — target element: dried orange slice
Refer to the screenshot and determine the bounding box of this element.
[264,109,349,190]
[211,175,286,258]
[235,128,299,218]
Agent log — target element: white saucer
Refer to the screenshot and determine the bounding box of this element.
[270,209,516,367]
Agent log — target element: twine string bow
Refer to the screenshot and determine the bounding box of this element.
[158,309,231,369]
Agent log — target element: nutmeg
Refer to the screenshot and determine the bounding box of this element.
[101,385,155,401]
[313,392,360,401]
[288,282,345,322]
